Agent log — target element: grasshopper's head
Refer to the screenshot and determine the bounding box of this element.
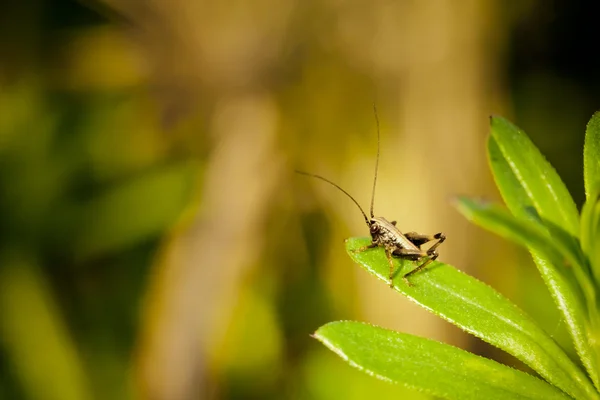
[368,219,381,242]
[368,218,380,235]
[368,216,395,240]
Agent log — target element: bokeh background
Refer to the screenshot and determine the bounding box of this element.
[1,1,599,399]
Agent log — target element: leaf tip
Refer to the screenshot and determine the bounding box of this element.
[451,195,478,213]
[488,114,504,125]
[587,110,600,126]
[450,195,466,207]
[488,115,522,140]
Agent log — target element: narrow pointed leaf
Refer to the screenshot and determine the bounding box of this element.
[458,198,597,356]
[315,321,571,400]
[580,193,596,260]
[346,237,599,400]
[584,112,600,198]
[487,136,588,272]
[488,131,600,389]
[455,198,585,281]
[488,135,588,275]
[489,117,579,237]
[580,191,600,285]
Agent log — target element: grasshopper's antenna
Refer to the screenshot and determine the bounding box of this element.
[370,103,380,218]
[295,170,370,225]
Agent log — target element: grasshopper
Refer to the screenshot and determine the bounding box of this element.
[296,107,445,287]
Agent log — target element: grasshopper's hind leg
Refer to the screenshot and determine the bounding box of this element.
[403,251,439,284]
[391,247,428,287]
[404,232,446,249]
[427,232,446,253]
[401,232,445,284]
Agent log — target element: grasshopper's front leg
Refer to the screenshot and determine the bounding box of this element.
[384,248,396,288]
[352,242,378,253]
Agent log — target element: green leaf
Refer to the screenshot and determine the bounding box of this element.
[454,197,598,304]
[581,191,600,284]
[315,321,571,400]
[488,134,588,275]
[489,117,579,237]
[488,126,600,390]
[580,193,596,260]
[455,198,581,280]
[346,237,598,400]
[456,196,600,391]
[0,253,93,400]
[584,112,600,198]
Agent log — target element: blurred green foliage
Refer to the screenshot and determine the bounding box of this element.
[1,0,600,399]
[0,80,198,399]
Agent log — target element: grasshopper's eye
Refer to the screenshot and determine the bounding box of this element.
[370,224,379,234]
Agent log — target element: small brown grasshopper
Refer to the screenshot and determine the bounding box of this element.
[296,107,445,287]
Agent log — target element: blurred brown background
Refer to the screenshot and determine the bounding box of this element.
[0,0,598,399]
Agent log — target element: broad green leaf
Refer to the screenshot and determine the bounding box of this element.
[302,346,428,400]
[584,112,600,198]
[315,321,571,400]
[489,117,579,237]
[346,237,598,400]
